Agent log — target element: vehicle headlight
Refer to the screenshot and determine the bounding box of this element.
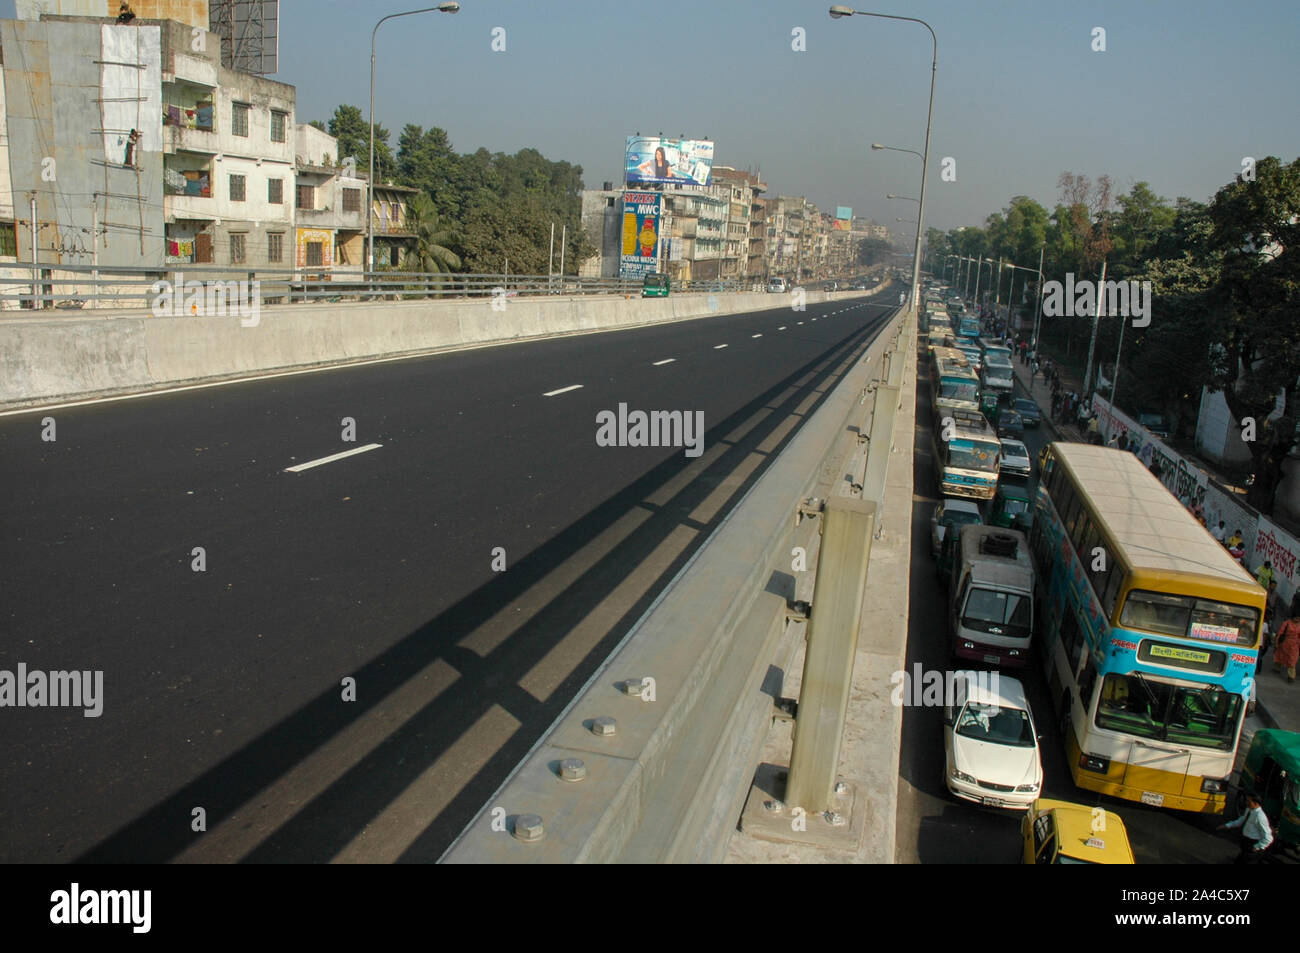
[950,768,976,784]
[1201,778,1228,794]
[1015,783,1040,793]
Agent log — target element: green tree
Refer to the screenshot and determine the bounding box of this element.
[1205,156,1300,511]
[327,104,395,182]
[856,237,894,267]
[402,192,461,273]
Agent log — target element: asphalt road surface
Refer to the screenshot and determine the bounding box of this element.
[0,292,893,863]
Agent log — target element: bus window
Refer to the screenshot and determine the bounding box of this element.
[1102,569,1124,619]
[1120,592,1259,646]
[1078,653,1098,708]
[1082,523,1102,581]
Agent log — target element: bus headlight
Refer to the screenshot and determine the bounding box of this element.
[1201,778,1228,794]
[1079,754,1109,774]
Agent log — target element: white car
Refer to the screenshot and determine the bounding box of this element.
[943,672,1043,810]
[930,498,983,557]
[999,439,1031,479]
[767,277,788,294]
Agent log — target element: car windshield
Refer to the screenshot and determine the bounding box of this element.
[962,587,1031,640]
[944,510,982,528]
[1002,442,1027,458]
[1014,401,1036,413]
[1095,673,1243,750]
[999,498,1030,514]
[956,702,1035,746]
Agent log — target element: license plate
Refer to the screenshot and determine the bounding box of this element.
[982,797,1002,807]
[1140,791,1164,807]
[983,654,1000,664]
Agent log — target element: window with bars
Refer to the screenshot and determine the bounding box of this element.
[271,110,287,143]
[268,178,283,204]
[230,233,247,264]
[230,174,246,202]
[342,188,361,213]
[305,241,323,267]
[297,184,314,210]
[232,102,249,137]
[268,232,283,264]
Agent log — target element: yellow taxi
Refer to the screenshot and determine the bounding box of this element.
[1021,799,1135,864]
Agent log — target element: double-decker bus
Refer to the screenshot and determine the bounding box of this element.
[1030,443,1264,813]
[930,347,981,420]
[933,409,1000,500]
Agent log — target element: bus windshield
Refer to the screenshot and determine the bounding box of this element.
[959,316,980,336]
[1095,673,1242,750]
[962,588,1031,640]
[939,380,979,403]
[1119,591,1258,647]
[947,438,999,472]
[956,703,1036,747]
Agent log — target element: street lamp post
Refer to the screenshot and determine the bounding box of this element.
[368,2,460,277]
[835,5,937,313]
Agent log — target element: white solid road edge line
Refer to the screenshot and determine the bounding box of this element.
[285,443,383,473]
[543,384,584,396]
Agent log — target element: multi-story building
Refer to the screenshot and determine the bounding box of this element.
[293,123,366,274]
[1,10,295,275]
[369,182,418,269]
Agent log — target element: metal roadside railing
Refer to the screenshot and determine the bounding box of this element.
[440,284,911,863]
[0,260,761,313]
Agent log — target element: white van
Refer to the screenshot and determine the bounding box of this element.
[949,525,1034,668]
[767,276,787,294]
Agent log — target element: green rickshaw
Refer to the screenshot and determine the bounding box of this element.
[1235,728,1300,858]
[980,391,1000,427]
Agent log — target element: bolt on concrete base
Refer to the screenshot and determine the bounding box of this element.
[738,762,868,851]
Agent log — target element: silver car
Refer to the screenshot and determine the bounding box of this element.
[999,439,1031,479]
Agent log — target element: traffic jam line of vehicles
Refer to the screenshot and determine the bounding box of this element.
[917,281,1297,864]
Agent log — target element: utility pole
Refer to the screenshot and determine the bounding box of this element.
[1031,245,1044,349]
[559,224,566,287]
[29,193,38,309]
[549,222,555,285]
[92,194,100,308]
[972,256,983,308]
[1082,258,1106,396]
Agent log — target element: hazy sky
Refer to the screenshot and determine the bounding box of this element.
[13,0,1300,240]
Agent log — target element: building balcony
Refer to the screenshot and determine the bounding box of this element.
[296,207,364,231]
[163,124,219,155]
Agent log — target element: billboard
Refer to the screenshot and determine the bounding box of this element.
[620,191,662,280]
[625,136,714,186]
[834,206,852,231]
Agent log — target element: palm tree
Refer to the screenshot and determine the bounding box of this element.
[402,192,461,274]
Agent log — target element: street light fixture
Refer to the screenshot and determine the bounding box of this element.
[838,7,937,311]
[368,2,460,275]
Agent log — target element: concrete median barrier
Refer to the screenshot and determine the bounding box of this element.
[0,284,893,409]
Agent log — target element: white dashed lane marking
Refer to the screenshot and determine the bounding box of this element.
[543,384,584,397]
[285,443,383,473]
[713,344,728,349]
[652,358,676,366]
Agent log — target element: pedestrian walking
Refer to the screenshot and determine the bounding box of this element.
[1211,520,1226,543]
[1273,609,1300,682]
[1265,579,1284,629]
[1218,791,1273,863]
[1031,358,1040,382]
[1256,560,1276,590]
